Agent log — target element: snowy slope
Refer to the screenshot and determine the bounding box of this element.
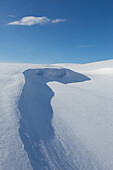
[0,60,113,170]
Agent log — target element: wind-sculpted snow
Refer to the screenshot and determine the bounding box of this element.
[18,68,90,170]
[1,60,113,170]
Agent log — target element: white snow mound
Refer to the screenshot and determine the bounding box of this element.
[0,60,113,170]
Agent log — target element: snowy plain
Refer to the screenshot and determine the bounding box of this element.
[0,60,113,170]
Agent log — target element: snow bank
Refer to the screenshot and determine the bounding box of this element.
[0,60,113,170]
[49,60,113,170]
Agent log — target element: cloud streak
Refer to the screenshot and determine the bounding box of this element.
[8,15,15,18]
[76,45,95,48]
[52,19,67,23]
[8,16,67,26]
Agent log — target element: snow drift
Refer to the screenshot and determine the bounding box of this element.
[0,60,113,170]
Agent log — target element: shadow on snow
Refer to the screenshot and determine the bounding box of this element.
[18,68,90,170]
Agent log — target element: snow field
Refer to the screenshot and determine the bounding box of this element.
[0,60,113,169]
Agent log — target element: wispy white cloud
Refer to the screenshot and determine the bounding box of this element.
[52,19,67,23]
[8,15,15,18]
[8,16,67,26]
[76,45,95,48]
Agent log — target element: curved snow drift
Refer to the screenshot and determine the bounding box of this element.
[18,68,90,170]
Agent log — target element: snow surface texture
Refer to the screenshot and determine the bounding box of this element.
[0,60,113,170]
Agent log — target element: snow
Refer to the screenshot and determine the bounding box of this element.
[0,60,113,170]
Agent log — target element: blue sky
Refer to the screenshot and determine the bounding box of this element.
[0,0,113,64]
